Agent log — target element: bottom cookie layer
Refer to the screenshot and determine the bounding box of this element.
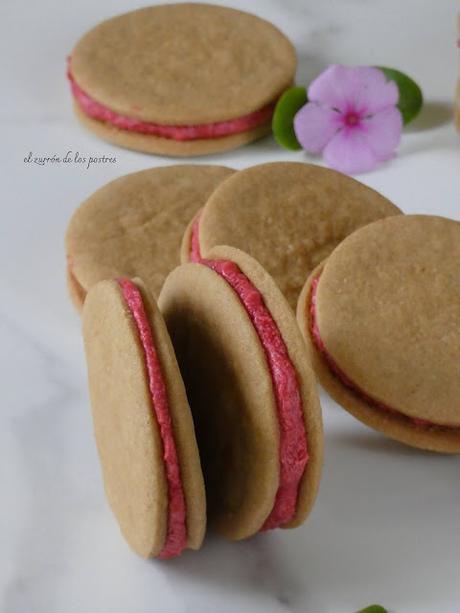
[74,104,272,157]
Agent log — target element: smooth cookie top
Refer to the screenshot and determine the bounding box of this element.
[198,162,401,309]
[315,215,460,425]
[71,4,296,124]
[66,165,234,301]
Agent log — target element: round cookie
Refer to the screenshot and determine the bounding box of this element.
[66,164,233,311]
[68,4,296,156]
[184,162,402,309]
[82,277,206,558]
[159,246,323,540]
[297,215,460,453]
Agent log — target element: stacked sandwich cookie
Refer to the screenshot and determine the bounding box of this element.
[297,215,460,453]
[159,247,323,538]
[83,278,206,558]
[68,4,296,156]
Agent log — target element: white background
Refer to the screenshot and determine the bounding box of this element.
[1,1,459,612]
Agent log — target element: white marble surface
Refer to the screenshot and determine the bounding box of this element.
[1,1,459,611]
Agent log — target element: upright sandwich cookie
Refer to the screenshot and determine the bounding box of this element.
[159,246,323,539]
[82,277,206,558]
[297,215,460,453]
[66,164,233,310]
[68,4,296,156]
[182,162,401,309]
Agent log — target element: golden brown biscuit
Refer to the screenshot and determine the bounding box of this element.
[159,246,323,540]
[66,165,233,310]
[68,4,296,155]
[297,215,460,453]
[83,278,206,558]
[185,162,402,309]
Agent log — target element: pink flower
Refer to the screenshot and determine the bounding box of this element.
[293,65,403,174]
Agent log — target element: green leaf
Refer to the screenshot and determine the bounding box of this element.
[377,66,423,125]
[272,86,308,150]
[354,605,388,613]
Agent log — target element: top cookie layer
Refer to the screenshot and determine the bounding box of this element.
[315,215,460,425]
[198,162,401,309]
[71,4,296,124]
[66,164,233,301]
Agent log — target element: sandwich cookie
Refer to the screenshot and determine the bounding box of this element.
[182,162,401,309]
[68,4,296,156]
[82,277,206,558]
[66,164,233,310]
[159,246,323,540]
[297,215,460,453]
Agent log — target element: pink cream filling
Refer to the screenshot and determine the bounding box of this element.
[202,259,308,530]
[310,275,457,431]
[189,213,203,263]
[67,67,275,141]
[117,278,187,559]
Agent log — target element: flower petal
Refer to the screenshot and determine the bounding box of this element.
[307,65,355,113]
[323,127,379,174]
[362,107,403,160]
[308,65,399,115]
[293,103,340,153]
[351,67,399,115]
